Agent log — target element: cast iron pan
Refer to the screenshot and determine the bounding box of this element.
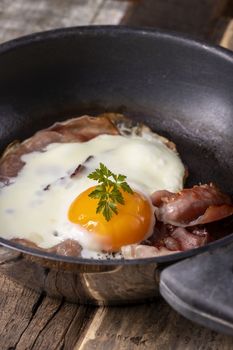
[0,26,233,335]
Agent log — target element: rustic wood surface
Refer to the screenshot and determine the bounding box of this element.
[1,247,233,350]
[122,0,231,41]
[0,0,131,43]
[221,20,233,49]
[0,1,233,349]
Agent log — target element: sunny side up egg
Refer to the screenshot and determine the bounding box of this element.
[0,130,185,259]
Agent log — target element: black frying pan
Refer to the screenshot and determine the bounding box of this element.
[0,26,232,335]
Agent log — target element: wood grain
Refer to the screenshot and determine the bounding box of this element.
[76,302,233,350]
[220,20,233,49]
[0,245,233,350]
[0,0,130,43]
[0,246,97,350]
[91,0,130,25]
[122,0,230,41]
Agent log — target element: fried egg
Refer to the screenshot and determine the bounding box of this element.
[0,130,185,258]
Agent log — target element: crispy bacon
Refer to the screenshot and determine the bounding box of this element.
[151,184,233,227]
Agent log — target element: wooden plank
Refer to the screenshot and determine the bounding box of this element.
[0,273,42,349]
[0,280,96,350]
[0,0,104,43]
[59,305,96,350]
[1,244,233,350]
[220,19,233,49]
[121,0,230,41]
[0,247,97,350]
[0,0,130,44]
[75,302,233,350]
[17,303,89,350]
[91,0,130,25]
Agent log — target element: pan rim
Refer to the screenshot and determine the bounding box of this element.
[0,25,232,265]
[0,25,233,63]
[0,234,233,265]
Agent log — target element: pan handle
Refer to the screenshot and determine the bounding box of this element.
[159,241,233,336]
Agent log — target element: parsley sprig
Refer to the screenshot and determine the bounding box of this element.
[87,163,134,221]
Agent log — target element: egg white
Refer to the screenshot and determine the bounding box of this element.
[0,133,185,257]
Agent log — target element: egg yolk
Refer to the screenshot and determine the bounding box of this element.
[68,186,153,251]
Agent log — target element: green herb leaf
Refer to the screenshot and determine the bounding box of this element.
[88,163,134,221]
[117,174,127,182]
[88,185,103,198]
[120,182,134,194]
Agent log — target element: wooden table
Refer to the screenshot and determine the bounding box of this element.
[0,1,233,349]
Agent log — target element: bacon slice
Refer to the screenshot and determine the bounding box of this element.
[168,227,208,251]
[144,220,209,251]
[46,115,119,142]
[0,115,119,179]
[12,238,82,257]
[151,184,233,226]
[163,236,181,251]
[121,244,180,259]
